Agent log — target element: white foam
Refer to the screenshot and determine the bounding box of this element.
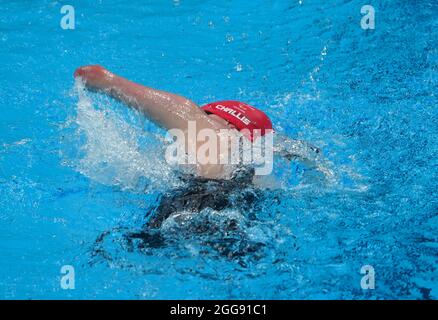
[66,81,178,192]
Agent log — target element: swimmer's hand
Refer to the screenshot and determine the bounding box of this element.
[274,134,336,181]
[74,65,115,90]
[274,134,321,166]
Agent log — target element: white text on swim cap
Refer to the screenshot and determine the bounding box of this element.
[215,105,251,125]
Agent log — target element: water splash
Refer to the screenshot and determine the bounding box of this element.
[61,81,179,192]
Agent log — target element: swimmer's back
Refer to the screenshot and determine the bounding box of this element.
[147,167,256,229]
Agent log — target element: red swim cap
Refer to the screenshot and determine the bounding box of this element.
[201,100,273,141]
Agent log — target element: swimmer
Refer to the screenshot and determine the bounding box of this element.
[74,65,325,232]
[74,65,322,179]
[74,65,274,180]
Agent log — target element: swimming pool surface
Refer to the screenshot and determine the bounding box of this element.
[0,0,437,299]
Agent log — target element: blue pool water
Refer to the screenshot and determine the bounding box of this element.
[1,0,437,299]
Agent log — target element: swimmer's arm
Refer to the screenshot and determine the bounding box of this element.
[73,65,230,179]
[73,65,218,133]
